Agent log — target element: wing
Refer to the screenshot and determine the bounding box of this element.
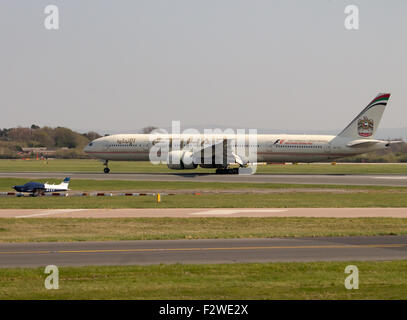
[192,139,248,167]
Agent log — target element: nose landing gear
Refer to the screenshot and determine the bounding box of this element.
[103,160,110,174]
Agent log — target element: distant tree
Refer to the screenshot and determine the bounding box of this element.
[54,127,78,148]
[0,128,10,138]
[8,127,32,142]
[32,129,53,147]
[31,124,40,130]
[83,131,101,141]
[141,126,158,134]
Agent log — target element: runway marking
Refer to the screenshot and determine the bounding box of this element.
[190,209,288,215]
[0,251,52,254]
[372,176,407,180]
[15,209,87,218]
[1,243,405,255]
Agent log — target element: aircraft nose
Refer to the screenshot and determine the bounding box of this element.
[84,141,96,153]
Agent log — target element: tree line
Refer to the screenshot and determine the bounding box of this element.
[0,125,101,158]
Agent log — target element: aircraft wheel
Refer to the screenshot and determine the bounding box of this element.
[104,167,110,174]
[216,168,239,174]
[215,168,223,174]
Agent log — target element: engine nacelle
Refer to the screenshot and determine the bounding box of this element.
[167,150,198,170]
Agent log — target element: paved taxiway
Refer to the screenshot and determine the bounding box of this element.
[1,236,407,267]
[3,208,407,218]
[2,172,407,186]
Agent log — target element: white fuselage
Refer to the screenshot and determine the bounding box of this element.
[83,93,394,170]
[84,133,388,164]
[43,183,69,192]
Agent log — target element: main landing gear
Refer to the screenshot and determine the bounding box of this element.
[31,189,43,197]
[103,160,110,174]
[215,167,239,174]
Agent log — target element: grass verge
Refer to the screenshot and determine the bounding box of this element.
[1,217,407,242]
[1,261,407,299]
[2,159,407,174]
[1,192,407,208]
[0,177,406,192]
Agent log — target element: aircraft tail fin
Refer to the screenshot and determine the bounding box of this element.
[337,93,390,139]
[60,177,70,188]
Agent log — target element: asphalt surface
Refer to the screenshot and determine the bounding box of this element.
[2,172,407,186]
[3,208,407,218]
[1,236,407,267]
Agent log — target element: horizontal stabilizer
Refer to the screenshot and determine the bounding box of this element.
[386,140,405,145]
[347,140,381,148]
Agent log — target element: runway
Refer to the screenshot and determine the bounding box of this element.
[1,236,407,267]
[2,172,407,186]
[3,208,407,218]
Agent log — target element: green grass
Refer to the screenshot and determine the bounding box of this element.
[2,159,407,174]
[0,159,206,173]
[1,177,405,192]
[1,192,407,209]
[1,174,406,208]
[0,217,407,242]
[1,261,407,299]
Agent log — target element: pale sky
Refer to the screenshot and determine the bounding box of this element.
[0,1,406,134]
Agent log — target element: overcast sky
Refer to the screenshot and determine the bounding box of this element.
[0,1,406,134]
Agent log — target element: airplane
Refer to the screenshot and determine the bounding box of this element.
[84,93,399,174]
[13,177,71,196]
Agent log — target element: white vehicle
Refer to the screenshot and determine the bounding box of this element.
[84,93,397,174]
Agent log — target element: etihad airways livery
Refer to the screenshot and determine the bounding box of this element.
[84,93,394,174]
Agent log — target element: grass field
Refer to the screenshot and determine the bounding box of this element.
[1,177,404,192]
[1,261,407,299]
[1,191,407,209]
[1,160,406,301]
[2,159,407,174]
[0,217,407,242]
